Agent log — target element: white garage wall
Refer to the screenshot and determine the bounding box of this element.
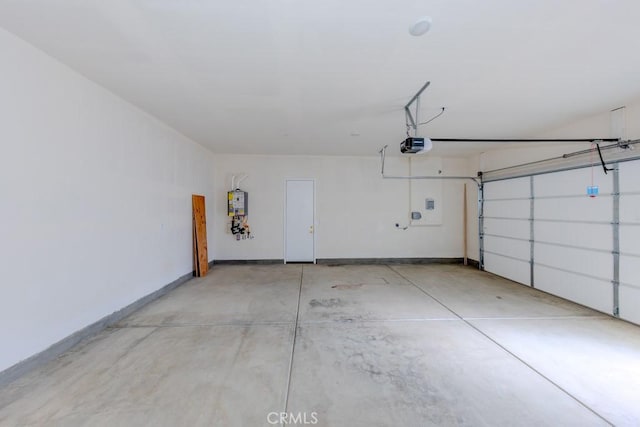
[212,155,474,261]
[0,29,215,372]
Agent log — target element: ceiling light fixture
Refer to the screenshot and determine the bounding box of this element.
[409,16,432,36]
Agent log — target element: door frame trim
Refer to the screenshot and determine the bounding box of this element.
[284,178,316,264]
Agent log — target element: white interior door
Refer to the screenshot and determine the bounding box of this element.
[285,180,315,262]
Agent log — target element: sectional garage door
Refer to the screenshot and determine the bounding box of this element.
[482,159,640,325]
[619,161,640,325]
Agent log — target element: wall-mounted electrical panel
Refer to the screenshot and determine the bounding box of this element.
[228,190,248,217]
[409,157,442,225]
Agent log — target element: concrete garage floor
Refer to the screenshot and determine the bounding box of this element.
[1,265,639,426]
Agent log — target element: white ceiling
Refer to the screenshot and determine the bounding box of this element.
[1,0,639,157]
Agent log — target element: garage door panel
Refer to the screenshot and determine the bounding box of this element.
[484,217,530,240]
[484,177,530,199]
[619,284,640,325]
[620,194,640,223]
[535,243,612,280]
[535,222,612,251]
[482,180,531,285]
[485,236,530,261]
[618,161,640,325]
[534,265,612,314]
[484,253,531,286]
[535,168,613,196]
[484,200,530,219]
[535,197,611,222]
[620,226,640,256]
[619,161,640,192]
[619,254,640,286]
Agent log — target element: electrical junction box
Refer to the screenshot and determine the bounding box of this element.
[228,190,248,216]
[425,198,435,210]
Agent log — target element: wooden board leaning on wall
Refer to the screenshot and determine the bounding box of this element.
[192,195,208,277]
